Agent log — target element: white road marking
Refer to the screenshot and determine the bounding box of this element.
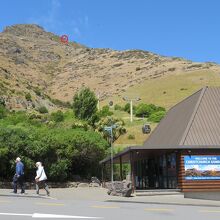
[0,212,103,219]
[32,213,103,218]
[0,212,32,217]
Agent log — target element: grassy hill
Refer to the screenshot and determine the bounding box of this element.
[105,69,220,146]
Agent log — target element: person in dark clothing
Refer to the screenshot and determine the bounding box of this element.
[13,157,25,194]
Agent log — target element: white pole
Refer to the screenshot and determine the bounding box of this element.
[130,100,133,122]
[97,93,100,110]
[110,127,114,183]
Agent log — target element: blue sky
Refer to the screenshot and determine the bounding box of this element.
[1,0,220,63]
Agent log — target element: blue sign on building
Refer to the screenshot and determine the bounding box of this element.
[184,156,220,180]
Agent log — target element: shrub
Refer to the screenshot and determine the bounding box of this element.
[0,106,7,119]
[128,134,135,140]
[38,106,48,114]
[97,105,113,118]
[51,110,64,122]
[25,93,32,101]
[148,111,166,123]
[135,103,152,117]
[114,104,123,111]
[34,88,41,96]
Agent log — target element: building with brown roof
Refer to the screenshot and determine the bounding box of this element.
[100,87,220,192]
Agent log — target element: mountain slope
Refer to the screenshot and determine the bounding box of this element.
[0,24,220,111]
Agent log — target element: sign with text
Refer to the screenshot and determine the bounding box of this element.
[184,156,220,180]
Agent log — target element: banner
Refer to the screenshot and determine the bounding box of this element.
[184,156,220,180]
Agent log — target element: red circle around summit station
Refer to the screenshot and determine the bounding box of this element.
[60,35,69,44]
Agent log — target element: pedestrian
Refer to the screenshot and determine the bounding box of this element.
[35,162,50,196]
[13,157,25,194]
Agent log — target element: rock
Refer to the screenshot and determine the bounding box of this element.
[89,183,100,187]
[78,183,89,188]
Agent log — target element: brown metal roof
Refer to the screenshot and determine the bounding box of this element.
[183,87,220,146]
[143,87,205,149]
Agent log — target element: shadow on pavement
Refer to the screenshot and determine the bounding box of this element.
[0,193,50,199]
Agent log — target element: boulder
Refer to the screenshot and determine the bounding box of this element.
[89,182,100,187]
[78,183,89,188]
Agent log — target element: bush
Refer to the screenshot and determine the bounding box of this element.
[128,134,135,140]
[148,111,166,123]
[34,88,41,96]
[114,104,123,111]
[25,93,32,101]
[0,106,7,119]
[38,106,48,114]
[135,103,166,118]
[135,103,151,117]
[97,105,113,118]
[0,123,108,181]
[0,98,6,107]
[51,110,64,122]
[124,103,137,114]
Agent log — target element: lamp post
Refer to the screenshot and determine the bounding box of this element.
[104,124,117,183]
[123,97,141,122]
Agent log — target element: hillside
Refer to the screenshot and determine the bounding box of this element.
[1,24,220,112]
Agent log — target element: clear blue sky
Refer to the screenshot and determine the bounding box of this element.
[1,0,220,63]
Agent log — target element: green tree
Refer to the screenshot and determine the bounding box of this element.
[95,116,126,142]
[73,87,98,120]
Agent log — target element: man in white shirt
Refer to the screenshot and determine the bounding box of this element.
[35,162,50,196]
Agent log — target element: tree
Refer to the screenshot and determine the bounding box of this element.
[73,87,98,120]
[95,116,126,142]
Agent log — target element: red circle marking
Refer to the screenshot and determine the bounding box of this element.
[60,35,69,44]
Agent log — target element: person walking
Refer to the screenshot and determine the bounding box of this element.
[35,162,50,196]
[13,157,25,194]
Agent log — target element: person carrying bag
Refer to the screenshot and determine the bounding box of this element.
[35,162,50,196]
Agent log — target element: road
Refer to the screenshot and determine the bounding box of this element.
[0,189,220,219]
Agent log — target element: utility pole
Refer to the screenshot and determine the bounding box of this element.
[130,100,133,122]
[104,124,117,183]
[123,97,141,123]
[97,93,100,111]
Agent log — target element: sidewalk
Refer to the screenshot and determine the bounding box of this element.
[1,188,220,207]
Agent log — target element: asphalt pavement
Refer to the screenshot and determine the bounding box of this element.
[0,188,220,219]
